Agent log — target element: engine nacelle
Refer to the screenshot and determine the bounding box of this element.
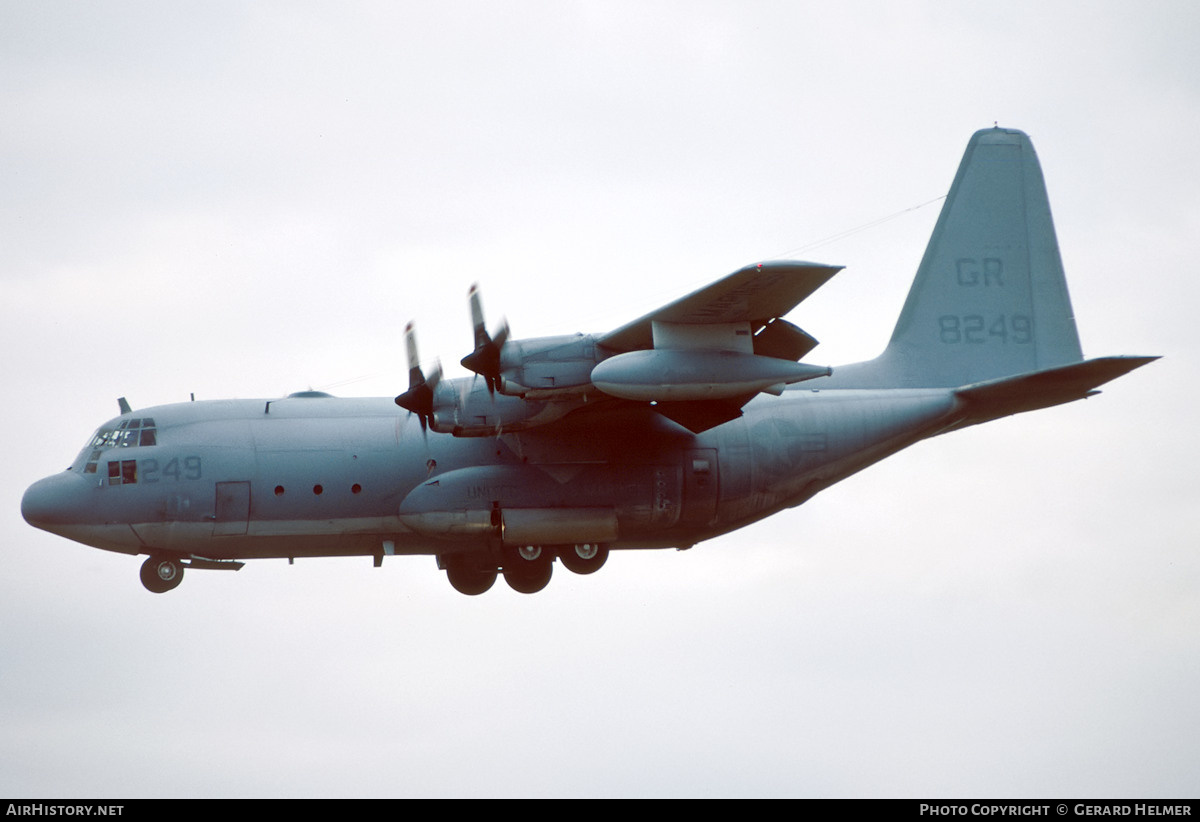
[427,379,582,436]
[497,334,600,398]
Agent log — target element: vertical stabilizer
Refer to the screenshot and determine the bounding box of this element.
[833,128,1084,388]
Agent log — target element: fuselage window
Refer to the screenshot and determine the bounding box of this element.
[106,460,138,485]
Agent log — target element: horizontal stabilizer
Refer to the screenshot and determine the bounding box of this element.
[953,356,1158,426]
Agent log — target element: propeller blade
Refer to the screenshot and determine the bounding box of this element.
[395,322,439,432]
[460,284,507,395]
[468,283,488,349]
[404,321,424,387]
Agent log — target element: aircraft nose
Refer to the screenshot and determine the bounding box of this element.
[21,472,89,530]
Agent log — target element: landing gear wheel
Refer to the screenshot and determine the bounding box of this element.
[557,543,609,575]
[140,556,184,594]
[502,546,553,594]
[443,555,498,596]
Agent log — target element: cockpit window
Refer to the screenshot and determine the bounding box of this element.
[82,418,158,474]
[90,418,157,449]
[107,459,137,485]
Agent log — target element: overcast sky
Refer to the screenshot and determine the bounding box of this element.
[2,0,1197,798]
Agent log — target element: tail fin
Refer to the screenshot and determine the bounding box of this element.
[835,127,1085,388]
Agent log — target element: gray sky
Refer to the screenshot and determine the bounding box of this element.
[2,0,1196,798]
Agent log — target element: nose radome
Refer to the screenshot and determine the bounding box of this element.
[21,472,88,529]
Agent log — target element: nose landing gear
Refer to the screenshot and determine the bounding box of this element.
[139,556,184,594]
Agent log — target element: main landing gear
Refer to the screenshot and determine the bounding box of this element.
[502,544,554,594]
[441,543,611,595]
[557,543,608,575]
[443,553,498,596]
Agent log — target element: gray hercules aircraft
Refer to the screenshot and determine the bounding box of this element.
[22,127,1156,595]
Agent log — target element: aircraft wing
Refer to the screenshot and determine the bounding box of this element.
[597,261,842,353]
[582,260,841,432]
[410,260,842,437]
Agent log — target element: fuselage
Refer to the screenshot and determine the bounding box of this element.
[22,386,960,565]
[19,127,1155,596]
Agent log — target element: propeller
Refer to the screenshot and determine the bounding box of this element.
[394,322,442,433]
[459,283,509,395]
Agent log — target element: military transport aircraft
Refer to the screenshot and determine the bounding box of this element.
[22,127,1155,595]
